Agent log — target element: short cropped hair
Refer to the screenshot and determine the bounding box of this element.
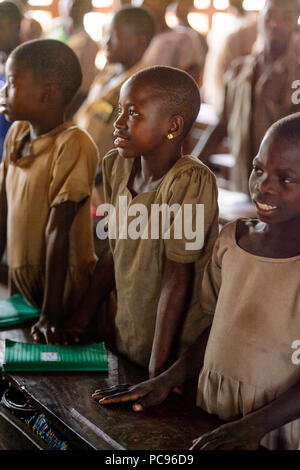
[0,1,22,29]
[114,6,156,43]
[267,112,300,145]
[128,66,201,136]
[10,39,82,105]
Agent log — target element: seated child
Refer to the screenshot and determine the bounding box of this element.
[0,39,99,344]
[93,113,300,450]
[78,66,219,378]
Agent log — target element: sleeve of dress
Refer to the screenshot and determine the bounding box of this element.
[49,130,99,207]
[102,149,118,205]
[164,165,219,264]
[199,234,223,315]
[0,123,15,193]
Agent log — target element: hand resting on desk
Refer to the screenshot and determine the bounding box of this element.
[92,376,172,412]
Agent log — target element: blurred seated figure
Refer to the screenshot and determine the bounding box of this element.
[48,0,98,117]
[175,0,208,86]
[0,1,22,160]
[203,0,257,110]
[74,6,155,212]
[15,1,43,42]
[141,0,207,83]
[213,0,258,113]
[196,0,300,194]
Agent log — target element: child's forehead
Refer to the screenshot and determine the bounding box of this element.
[6,57,32,76]
[120,78,161,103]
[259,134,300,169]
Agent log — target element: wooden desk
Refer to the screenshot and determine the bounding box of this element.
[0,327,220,450]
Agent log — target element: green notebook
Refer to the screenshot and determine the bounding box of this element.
[2,339,108,372]
[0,294,40,328]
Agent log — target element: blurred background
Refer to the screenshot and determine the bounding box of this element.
[13,0,266,72]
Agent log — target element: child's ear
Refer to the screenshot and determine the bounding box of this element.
[168,115,185,138]
[40,83,52,103]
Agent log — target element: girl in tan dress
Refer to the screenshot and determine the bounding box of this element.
[78,66,219,378]
[93,113,300,450]
[0,39,98,345]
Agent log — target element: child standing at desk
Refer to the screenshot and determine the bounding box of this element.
[0,39,98,345]
[79,66,219,377]
[94,113,300,450]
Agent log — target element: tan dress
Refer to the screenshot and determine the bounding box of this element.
[0,121,98,309]
[197,219,300,450]
[102,149,219,367]
[220,38,300,193]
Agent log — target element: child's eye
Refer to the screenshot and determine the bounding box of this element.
[280,176,295,184]
[128,108,139,118]
[252,165,263,176]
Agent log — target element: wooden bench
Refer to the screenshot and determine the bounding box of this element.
[0,326,221,450]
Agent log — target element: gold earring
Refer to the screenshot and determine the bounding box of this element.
[167,133,174,140]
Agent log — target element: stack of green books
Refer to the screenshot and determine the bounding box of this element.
[1,339,108,372]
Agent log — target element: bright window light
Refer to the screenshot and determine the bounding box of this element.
[194,0,211,8]
[95,51,107,70]
[213,0,229,10]
[212,12,235,33]
[132,0,144,6]
[166,11,179,28]
[243,0,265,10]
[188,12,209,34]
[28,0,53,5]
[25,10,53,32]
[92,0,114,7]
[84,12,108,42]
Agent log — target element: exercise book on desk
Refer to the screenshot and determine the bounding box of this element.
[0,294,39,328]
[1,339,108,372]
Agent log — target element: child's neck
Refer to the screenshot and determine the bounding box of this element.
[29,115,66,140]
[237,218,300,258]
[141,145,182,180]
[129,145,182,195]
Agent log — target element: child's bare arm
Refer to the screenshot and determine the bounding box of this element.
[148,258,193,378]
[31,200,81,344]
[92,326,211,411]
[191,379,300,450]
[63,249,115,336]
[0,187,7,260]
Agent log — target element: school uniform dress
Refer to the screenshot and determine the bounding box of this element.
[0,121,98,310]
[102,149,219,367]
[197,219,300,450]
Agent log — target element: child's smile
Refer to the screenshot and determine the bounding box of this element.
[249,134,300,225]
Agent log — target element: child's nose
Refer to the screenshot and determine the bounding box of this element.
[257,174,277,194]
[114,111,127,129]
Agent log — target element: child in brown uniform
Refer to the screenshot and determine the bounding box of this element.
[94,113,300,450]
[0,39,99,344]
[79,66,219,377]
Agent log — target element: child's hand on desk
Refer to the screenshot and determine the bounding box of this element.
[31,317,81,345]
[92,376,172,412]
[189,417,260,450]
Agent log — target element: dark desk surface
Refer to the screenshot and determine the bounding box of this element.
[0,327,221,450]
